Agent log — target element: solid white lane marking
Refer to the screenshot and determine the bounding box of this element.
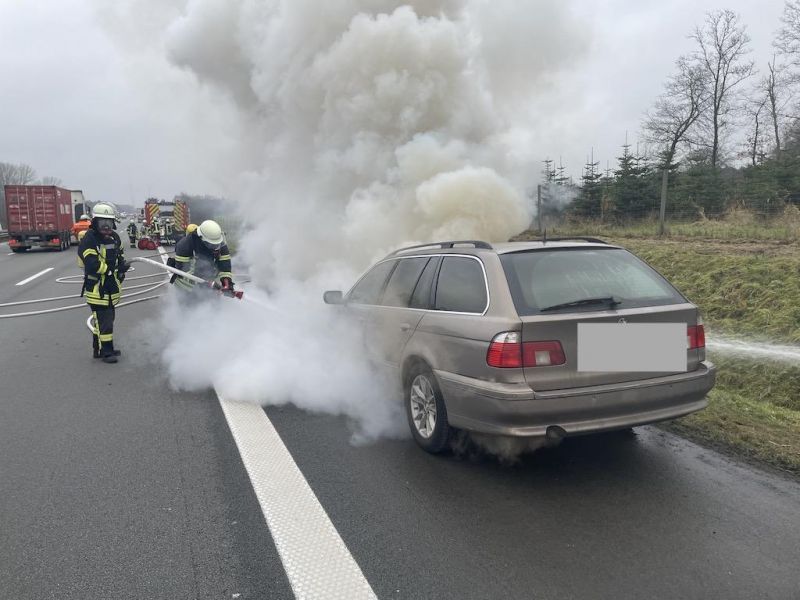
[15,267,54,286]
[7,252,14,256]
[217,395,377,600]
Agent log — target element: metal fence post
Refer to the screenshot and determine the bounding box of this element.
[537,184,543,233]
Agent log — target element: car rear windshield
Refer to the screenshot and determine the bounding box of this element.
[500,248,687,315]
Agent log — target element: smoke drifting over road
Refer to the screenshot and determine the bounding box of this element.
[100,1,587,440]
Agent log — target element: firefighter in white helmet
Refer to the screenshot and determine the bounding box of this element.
[77,202,130,363]
[169,219,234,296]
[72,213,92,243]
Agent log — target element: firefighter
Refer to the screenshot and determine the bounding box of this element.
[72,214,91,243]
[126,220,138,249]
[78,203,130,363]
[169,219,234,297]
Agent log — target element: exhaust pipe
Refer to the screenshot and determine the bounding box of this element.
[545,425,567,442]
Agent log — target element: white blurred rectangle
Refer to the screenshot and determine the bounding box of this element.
[578,322,687,372]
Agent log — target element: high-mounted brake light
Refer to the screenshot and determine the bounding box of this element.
[487,332,566,368]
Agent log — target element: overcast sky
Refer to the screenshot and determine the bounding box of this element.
[0,0,788,205]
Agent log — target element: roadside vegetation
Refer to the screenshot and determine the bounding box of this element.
[515,226,800,475]
[546,205,800,243]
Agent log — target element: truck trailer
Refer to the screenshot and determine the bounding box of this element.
[4,185,75,252]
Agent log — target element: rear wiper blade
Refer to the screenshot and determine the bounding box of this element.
[540,296,621,312]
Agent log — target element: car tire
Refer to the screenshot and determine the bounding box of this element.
[405,364,452,454]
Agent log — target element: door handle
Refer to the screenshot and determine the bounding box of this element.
[400,323,411,332]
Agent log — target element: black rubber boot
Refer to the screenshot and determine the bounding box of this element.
[100,342,118,364]
[109,342,121,357]
[92,335,101,359]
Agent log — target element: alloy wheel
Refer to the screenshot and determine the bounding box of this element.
[409,374,437,439]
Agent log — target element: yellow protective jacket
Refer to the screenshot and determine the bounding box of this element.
[78,228,125,307]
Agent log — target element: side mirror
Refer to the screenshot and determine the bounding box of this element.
[323,290,344,305]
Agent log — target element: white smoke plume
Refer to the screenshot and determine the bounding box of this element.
[99,1,589,440]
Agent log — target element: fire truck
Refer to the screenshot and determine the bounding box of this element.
[142,198,189,246]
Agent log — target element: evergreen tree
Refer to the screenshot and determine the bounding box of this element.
[570,150,603,218]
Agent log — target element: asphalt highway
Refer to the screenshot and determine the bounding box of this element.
[1,241,799,599]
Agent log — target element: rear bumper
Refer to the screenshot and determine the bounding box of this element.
[8,234,62,248]
[438,361,716,437]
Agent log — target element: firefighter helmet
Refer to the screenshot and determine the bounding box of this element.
[79,214,90,221]
[91,203,117,220]
[186,223,198,235]
[197,220,224,248]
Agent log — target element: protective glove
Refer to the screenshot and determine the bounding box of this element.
[118,259,131,274]
[220,277,234,292]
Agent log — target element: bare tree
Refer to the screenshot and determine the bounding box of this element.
[691,9,754,168]
[776,0,800,70]
[643,58,706,234]
[16,163,37,184]
[0,162,18,188]
[764,55,793,158]
[0,162,39,228]
[742,95,769,166]
[40,176,63,186]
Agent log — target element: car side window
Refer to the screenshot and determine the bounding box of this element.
[348,261,395,305]
[382,257,430,307]
[409,257,440,309]
[434,256,487,313]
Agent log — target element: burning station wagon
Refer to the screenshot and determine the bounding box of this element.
[324,238,716,453]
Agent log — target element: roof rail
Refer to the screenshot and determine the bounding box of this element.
[387,240,494,257]
[540,236,608,245]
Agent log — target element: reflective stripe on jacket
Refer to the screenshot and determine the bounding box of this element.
[78,229,124,307]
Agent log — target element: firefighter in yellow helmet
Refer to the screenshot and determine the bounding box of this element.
[77,203,130,363]
[169,220,233,297]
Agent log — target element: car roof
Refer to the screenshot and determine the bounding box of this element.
[388,239,622,258]
[491,241,621,254]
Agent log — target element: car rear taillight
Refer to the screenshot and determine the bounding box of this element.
[687,324,705,349]
[487,332,566,368]
[51,238,60,244]
[522,341,566,366]
[487,332,523,368]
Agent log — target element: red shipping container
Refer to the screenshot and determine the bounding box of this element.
[4,185,75,251]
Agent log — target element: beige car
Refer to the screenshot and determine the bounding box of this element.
[324,239,715,453]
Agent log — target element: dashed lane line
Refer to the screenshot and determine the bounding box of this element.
[217,395,378,600]
[15,267,54,286]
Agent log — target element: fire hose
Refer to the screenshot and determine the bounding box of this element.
[129,256,244,299]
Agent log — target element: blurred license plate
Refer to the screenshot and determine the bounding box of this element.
[578,323,687,372]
